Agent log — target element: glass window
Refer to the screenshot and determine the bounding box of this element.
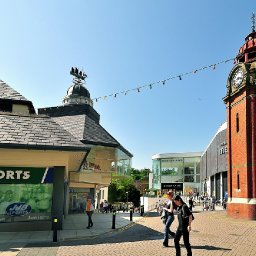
[152,160,161,189]
[161,158,183,176]
[184,167,194,175]
[184,176,194,182]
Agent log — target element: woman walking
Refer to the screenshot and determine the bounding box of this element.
[162,191,176,247]
[173,195,193,256]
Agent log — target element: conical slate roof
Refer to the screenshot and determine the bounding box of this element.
[0,80,29,101]
[51,114,120,147]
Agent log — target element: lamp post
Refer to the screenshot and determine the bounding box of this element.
[126,191,128,212]
[144,188,147,205]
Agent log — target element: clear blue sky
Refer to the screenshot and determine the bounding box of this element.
[0,1,254,169]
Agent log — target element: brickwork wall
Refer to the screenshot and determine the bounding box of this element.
[227,202,256,220]
[227,90,249,199]
[226,61,256,219]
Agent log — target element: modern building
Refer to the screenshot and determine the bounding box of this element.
[223,15,256,219]
[38,68,133,213]
[151,152,202,195]
[200,122,228,201]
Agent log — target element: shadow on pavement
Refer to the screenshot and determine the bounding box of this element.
[24,212,163,248]
[0,247,21,253]
[192,245,232,251]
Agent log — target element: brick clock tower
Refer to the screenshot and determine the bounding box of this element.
[223,13,256,219]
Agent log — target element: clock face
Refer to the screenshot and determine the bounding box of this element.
[232,68,244,88]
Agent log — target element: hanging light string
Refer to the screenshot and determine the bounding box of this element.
[93,57,235,102]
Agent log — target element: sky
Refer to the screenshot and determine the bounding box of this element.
[0,1,254,169]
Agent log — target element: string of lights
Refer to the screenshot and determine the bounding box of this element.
[92,57,236,102]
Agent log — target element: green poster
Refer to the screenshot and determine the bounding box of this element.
[0,184,53,223]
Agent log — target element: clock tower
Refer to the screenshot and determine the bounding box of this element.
[223,13,256,219]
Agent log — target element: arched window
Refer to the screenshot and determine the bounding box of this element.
[236,113,239,133]
[237,172,240,190]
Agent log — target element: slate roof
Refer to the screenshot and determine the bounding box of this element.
[51,114,120,147]
[0,80,28,101]
[0,112,88,151]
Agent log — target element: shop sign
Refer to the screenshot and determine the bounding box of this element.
[0,167,54,184]
[161,182,183,190]
[219,142,228,155]
[6,202,32,217]
[80,160,101,171]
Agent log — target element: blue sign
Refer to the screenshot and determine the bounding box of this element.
[6,202,32,216]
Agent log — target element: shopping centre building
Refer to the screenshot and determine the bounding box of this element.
[200,122,228,201]
[151,152,202,196]
[151,123,227,202]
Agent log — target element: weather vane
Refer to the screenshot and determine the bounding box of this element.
[252,12,255,32]
[70,67,87,81]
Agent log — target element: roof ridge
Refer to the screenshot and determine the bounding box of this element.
[0,111,49,118]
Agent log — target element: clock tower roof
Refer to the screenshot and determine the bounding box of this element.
[236,13,256,63]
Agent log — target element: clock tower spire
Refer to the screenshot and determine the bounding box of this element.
[223,13,256,220]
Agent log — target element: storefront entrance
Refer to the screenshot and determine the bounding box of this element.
[68,188,94,214]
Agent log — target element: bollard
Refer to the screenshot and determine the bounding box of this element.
[52,217,58,242]
[140,205,144,216]
[130,208,133,221]
[112,210,116,229]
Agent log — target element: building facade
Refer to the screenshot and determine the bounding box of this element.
[200,122,228,201]
[151,152,202,195]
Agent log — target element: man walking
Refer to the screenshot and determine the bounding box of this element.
[85,198,94,229]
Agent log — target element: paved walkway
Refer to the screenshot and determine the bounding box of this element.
[1,204,250,256]
[0,211,143,255]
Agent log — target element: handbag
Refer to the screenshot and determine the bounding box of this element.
[160,210,168,224]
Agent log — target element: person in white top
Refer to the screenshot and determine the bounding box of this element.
[162,191,175,247]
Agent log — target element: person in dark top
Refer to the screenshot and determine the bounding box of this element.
[188,197,193,211]
[173,195,192,256]
[162,191,176,247]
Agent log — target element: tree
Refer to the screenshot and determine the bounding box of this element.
[108,175,141,207]
[130,168,151,181]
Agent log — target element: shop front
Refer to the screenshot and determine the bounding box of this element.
[0,148,87,232]
[0,167,54,223]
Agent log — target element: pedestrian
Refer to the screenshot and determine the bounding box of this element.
[103,200,109,213]
[100,201,104,213]
[162,191,176,247]
[188,197,193,211]
[173,194,192,256]
[85,198,94,229]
